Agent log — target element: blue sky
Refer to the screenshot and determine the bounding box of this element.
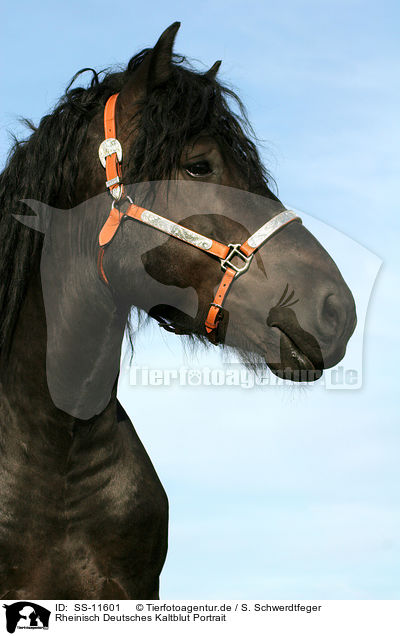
[1,1,399,599]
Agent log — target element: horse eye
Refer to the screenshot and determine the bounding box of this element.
[185,160,213,177]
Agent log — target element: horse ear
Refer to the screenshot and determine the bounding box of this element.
[148,21,180,89]
[204,60,222,80]
[119,22,180,109]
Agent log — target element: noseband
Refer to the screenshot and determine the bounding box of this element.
[97,93,301,344]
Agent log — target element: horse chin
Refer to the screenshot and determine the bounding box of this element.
[267,332,324,383]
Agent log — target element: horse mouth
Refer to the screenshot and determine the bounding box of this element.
[268,328,324,382]
[149,304,196,335]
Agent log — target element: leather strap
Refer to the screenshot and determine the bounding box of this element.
[99,205,124,248]
[100,94,124,200]
[99,203,230,259]
[205,268,236,333]
[240,210,300,257]
[97,246,108,285]
[204,211,301,333]
[104,93,118,138]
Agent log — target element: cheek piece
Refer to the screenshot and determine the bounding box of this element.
[97,93,302,344]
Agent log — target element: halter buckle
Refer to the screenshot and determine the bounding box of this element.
[220,244,253,277]
[98,138,123,168]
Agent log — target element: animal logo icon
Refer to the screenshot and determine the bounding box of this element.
[3,602,50,633]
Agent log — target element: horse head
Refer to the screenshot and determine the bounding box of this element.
[16,23,356,417]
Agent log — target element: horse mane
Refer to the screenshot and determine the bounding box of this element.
[0,49,274,359]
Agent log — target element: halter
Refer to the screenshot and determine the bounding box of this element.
[97,93,301,344]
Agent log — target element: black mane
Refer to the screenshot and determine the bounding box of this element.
[0,49,273,359]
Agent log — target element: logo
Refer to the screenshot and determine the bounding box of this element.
[3,603,50,633]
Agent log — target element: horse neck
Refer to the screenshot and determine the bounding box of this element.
[0,268,74,477]
[0,262,121,449]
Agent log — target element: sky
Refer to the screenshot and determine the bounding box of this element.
[1,1,399,599]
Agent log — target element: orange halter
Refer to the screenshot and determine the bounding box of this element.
[97,93,301,343]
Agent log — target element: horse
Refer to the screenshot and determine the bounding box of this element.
[0,22,356,599]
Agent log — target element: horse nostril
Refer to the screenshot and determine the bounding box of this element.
[315,288,357,368]
[321,293,342,333]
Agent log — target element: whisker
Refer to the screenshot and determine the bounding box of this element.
[281,298,299,308]
[280,289,295,306]
[276,283,289,307]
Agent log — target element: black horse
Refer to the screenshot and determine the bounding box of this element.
[0,23,356,599]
